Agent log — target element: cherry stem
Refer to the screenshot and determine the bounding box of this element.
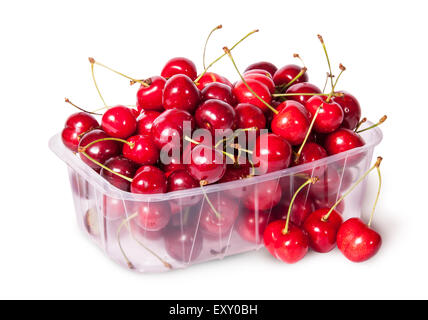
[117,212,172,269]
[354,117,367,132]
[184,136,235,163]
[295,105,323,162]
[272,92,343,98]
[282,177,318,235]
[89,58,108,107]
[89,57,148,87]
[223,47,278,115]
[230,143,253,154]
[194,29,259,84]
[322,157,383,221]
[214,127,257,148]
[203,24,223,70]
[326,64,346,102]
[78,137,134,153]
[200,181,222,219]
[368,165,382,228]
[322,72,331,93]
[277,67,308,92]
[317,34,334,90]
[356,115,387,134]
[293,53,306,68]
[64,98,103,116]
[247,158,256,178]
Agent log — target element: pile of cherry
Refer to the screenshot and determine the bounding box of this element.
[61,28,386,269]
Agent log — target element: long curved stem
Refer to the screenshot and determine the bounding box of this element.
[317,34,334,90]
[65,98,103,116]
[356,115,387,134]
[203,25,222,70]
[368,166,382,227]
[354,117,367,132]
[89,58,108,107]
[184,136,235,163]
[200,181,222,219]
[326,64,346,102]
[295,105,323,162]
[278,67,307,91]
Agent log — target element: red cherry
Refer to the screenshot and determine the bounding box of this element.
[243,73,275,94]
[271,101,310,146]
[200,195,239,238]
[245,61,278,77]
[309,168,353,197]
[324,128,365,156]
[100,156,137,191]
[305,96,344,133]
[200,82,236,105]
[164,224,203,262]
[303,208,343,253]
[151,108,195,149]
[285,82,322,106]
[162,74,201,113]
[234,103,266,133]
[295,142,328,177]
[252,133,292,174]
[103,195,132,220]
[161,57,197,80]
[136,110,161,136]
[332,91,361,130]
[101,106,137,139]
[136,76,166,112]
[237,210,270,244]
[160,153,186,178]
[243,69,273,77]
[61,112,99,152]
[186,144,226,184]
[233,79,272,113]
[313,193,345,214]
[123,135,159,165]
[195,99,235,135]
[244,180,282,211]
[131,165,167,194]
[263,221,308,263]
[195,72,233,90]
[337,218,382,262]
[218,164,251,199]
[272,193,315,227]
[273,64,308,87]
[78,129,121,171]
[167,169,201,207]
[135,201,171,231]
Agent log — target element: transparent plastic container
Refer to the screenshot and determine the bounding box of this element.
[49,123,382,273]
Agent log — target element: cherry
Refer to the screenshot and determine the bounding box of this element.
[218,164,251,198]
[123,134,159,165]
[136,76,166,112]
[235,103,266,132]
[273,64,308,87]
[195,99,235,135]
[195,72,233,90]
[324,128,365,156]
[252,133,292,174]
[167,169,201,206]
[245,61,278,77]
[332,91,361,130]
[151,108,195,149]
[135,201,171,231]
[305,95,344,133]
[295,142,328,177]
[237,209,270,244]
[136,110,161,136]
[201,82,236,105]
[200,195,239,238]
[61,112,99,152]
[101,105,137,139]
[186,144,226,184]
[164,224,203,263]
[303,208,343,253]
[313,193,345,214]
[161,57,197,81]
[100,156,137,191]
[285,82,322,106]
[271,100,310,146]
[233,79,272,113]
[272,193,315,227]
[103,195,131,220]
[309,167,353,197]
[78,129,121,171]
[337,218,382,262]
[243,180,282,211]
[243,73,275,94]
[160,153,186,178]
[130,165,167,194]
[162,74,201,113]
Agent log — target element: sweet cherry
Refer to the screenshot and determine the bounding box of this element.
[305,95,344,134]
[195,72,233,90]
[100,156,137,191]
[273,64,308,87]
[234,103,266,136]
[123,134,159,165]
[237,209,270,244]
[130,165,167,194]
[162,74,201,113]
[101,105,137,139]
[61,112,99,152]
[161,57,197,80]
[136,110,161,136]
[332,91,361,130]
[243,73,275,94]
[252,133,292,174]
[164,224,203,262]
[272,193,315,227]
[200,195,239,238]
[285,82,322,106]
[324,128,365,156]
[233,79,272,113]
[195,99,235,135]
[136,76,166,112]
[244,180,282,211]
[245,61,278,77]
[201,82,236,106]
[186,144,226,184]
[135,201,171,231]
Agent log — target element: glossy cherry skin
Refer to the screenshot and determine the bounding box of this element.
[271,100,310,146]
[295,142,328,176]
[162,74,201,113]
[303,208,343,253]
[101,105,137,139]
[333,91,361,130]
[252,133,292,175]
[324,128,365,156]
[195,99,235,135]
[161,57,197,80]
[123,134,159,165]
[136,76,166,112]
[337,218,382,262]
[237,210,270,244]
[201,82,236,105]
[245,61,278,77]
[78,129,121,171]
[186,144,226,184]
[160,153,186,178]
[244,180,282,211]
[218,164,251,199]
[285,82,322,106]
[61,112,99,152]
[195,72,233,90]
[305,96,344,134]
[309,167,353,197]
[200,195,239,238]
[313,193,345,214]
[103,195,132,220]
[151,108,195,149]
[135,201,171,231]
[234,103,266,132]
[100,156,137,191]
[263,220,309,263]
[130,165,167,194]
[136,110,161,136]
[273,64,308,87]
[272,193,315,227]
[244,73,275,94]
[164,224,203,262]
[167,169,201,207]
[233,79,272,113]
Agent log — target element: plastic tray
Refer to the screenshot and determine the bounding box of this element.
[49,123,382,272]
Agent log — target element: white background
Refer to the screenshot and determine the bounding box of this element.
[1,0,427,300]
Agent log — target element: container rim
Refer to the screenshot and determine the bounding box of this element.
[49,122,383,202]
